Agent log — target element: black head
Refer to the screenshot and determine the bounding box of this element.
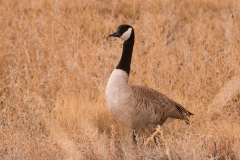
[109,24,134,41]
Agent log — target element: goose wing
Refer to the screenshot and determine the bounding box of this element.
[130,85,193,125]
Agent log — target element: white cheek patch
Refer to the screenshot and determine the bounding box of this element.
[120,28,132,41]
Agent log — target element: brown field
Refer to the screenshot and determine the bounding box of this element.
[1,0,240,159]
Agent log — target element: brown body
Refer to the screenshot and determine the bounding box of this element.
[106,24,193,143]
[106,69,193,131]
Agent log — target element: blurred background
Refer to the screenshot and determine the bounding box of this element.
[0,0,240,159]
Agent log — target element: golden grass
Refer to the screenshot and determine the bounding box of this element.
[1,0,240,159]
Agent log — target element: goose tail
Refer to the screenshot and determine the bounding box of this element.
[175,104,194,125]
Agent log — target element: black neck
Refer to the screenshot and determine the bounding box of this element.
[116,35,134,75]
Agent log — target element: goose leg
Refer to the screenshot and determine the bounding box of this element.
[148,124,158,144]
[132,130,137,145]
[153,135,157,144]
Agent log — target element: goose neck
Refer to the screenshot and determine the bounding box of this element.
[116,39,134,75]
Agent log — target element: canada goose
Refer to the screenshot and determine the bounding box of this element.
[106,24,193,144]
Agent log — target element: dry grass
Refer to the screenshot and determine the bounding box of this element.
[1,0,240,159]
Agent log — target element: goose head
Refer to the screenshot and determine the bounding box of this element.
[109,24,134,41]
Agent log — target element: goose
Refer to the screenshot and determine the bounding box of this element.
[106,24,193,144]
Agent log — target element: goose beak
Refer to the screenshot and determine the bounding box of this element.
[109,30,121,37]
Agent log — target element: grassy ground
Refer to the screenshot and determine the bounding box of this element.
[1,0,240,159]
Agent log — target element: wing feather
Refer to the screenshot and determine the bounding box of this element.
[130,85,193,125]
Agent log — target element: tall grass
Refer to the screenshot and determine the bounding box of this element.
[0,0,240,159]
